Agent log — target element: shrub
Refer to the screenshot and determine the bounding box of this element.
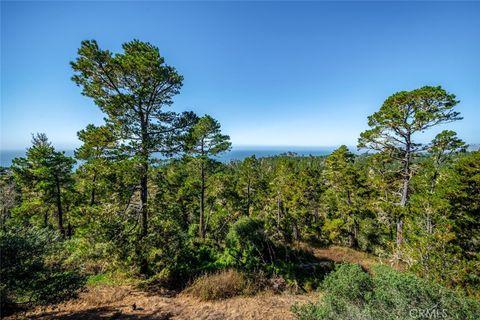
[292,263,480,320]
[185,269,249,300]
[140,239,222,290]
[322,263,372,304]
[223,217,334,290]
[0,227,85,315]
[224,216,275,271]
[369,265,480,320]
[64,237,117,275]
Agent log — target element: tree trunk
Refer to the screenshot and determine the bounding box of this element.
[55,175,65,238]
[293,222,299,241]
[398,134,412,248]
[67,222,73,238]
[400,175,410,206]
[346,191,358,248]
[390,218,394,241]
[90,170,97,206]
[396,219,404,248]
[426,211,432,234]
[140,164,148,238]
[140,116,149,239]
[199,161,205,239]
[246,179,251,215]
[277,193,282,227]
[425,170,439,234]
[351,218,359,248]
[139,118,149,274]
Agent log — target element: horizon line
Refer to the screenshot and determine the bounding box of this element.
[2,143,480,152]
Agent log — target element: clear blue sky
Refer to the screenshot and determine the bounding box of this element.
[1,1,479,150]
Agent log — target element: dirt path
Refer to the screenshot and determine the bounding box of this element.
[297,244,404,272]
[12,286,318,320]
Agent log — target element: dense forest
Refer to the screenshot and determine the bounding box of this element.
[1,40,479,319]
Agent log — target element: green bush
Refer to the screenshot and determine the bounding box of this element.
[64,237,118,275]
[369,265,480,320]
[223,217,333,291]
[322,263,372,304]
[224,216,275,271]
[166,239,222,287]
[140,239,222,290]
[292,263,480,320]
[0,227,85,315]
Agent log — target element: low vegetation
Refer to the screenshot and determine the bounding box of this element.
[0,227,85,315]
[293,263,480,320]
[185,269,250,300]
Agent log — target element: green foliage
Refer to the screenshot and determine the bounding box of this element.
[0,227,85,314]
[63,235,118,275]
[224,216,275,271]
[235,155,266,215]
[322,146,370,248]
[293,263,480,320]
[224,216,332,289]
[358,86,463,249]
[186,115,232,157]
[74,124,120,207]
[0,168,19,227]
[71,39,197,163]
[322,264,373,304]
[86,273,115,286]
[11,134,75,237]
[359,87,460,153]
[185,114,231,238]
[71,39,197,253]
[445,151,480,258]
[369,265,480,319]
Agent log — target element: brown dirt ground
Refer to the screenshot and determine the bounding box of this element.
[9,286,319,320]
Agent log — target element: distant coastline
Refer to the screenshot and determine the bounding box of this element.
[0,146,345,168]
[2,144,478,168]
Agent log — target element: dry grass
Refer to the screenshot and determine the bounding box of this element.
[311,245,381,270]
[185,269,249,301]
[297,244,405,272]
[8,285,318,320]
[184,269,295,301]
[77,285,132,306]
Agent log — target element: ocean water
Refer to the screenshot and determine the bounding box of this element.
[0,146,342,168]
[0,150,76,168]
[216,146,338,162]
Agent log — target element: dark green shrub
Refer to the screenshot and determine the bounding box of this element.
[224,216,275,271]
[369,265,480,320]
[140,239,222,290]
[322,263,372,304]
[165,239,222,287]
[224,217,333,291]
[292,263,480,320]
[0,227,85,315]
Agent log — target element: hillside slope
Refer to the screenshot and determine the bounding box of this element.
[7,246,388,319]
